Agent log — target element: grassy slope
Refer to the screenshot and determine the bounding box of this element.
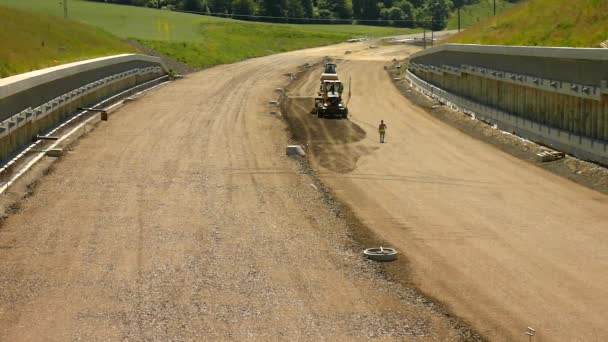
[446,0,515,30]
[446,0,608,47]
[0,5,134,77]
[0,0,418,68]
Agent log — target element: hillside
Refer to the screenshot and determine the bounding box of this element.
[0,0,418,68]
[0,5,134,78]
[446,0,608,47]
[446,0,515,30]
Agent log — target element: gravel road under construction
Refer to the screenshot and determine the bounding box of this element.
[283,53,608,341]
[0,42,481,341]
[1,40,607,342]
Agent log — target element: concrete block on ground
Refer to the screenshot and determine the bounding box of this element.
[286,145,305,156]
[45,148,63,157]
[536,151,564,162]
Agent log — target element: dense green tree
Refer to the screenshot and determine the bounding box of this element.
[426,0,451,30]
[257,0,287,17]
[352,0,362,18]
[333,0,353,18]
[412,6,427,27]
[181,0,204,11]
[231,0,255,15]
[452,0,464,7]
[317,8,333,18]
[452,0,480,8]
[316,0,331,13]
[301,0,314,18]
[361,0,384,20]
[317,0,352,19]
[207,0,230,12]
[88,0,472,27]
[382,5,410,26]
[395,0,413,26]
[286,0,306,17]
[408,0,425,8]
[388,6,403,20]
[379,6,388,18]
[376,2,385,15]
[88,0,176,7]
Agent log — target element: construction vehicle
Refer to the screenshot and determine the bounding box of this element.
[313,80,348,119]
[312,63,348,119]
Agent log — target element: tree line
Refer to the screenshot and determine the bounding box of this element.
[88,0,521,29]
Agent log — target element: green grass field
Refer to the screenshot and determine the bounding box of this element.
[0,6,135,77]
[446,0,608,47]
[446,0,515,30]
[0,0,418,69]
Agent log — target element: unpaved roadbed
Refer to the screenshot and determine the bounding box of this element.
[283,56,608,341]
[387,63,608,195]
[0,43,479,341]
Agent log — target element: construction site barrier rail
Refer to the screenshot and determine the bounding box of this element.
[408,44,608,165]
[0,54,168,163]
[406,70,608,165]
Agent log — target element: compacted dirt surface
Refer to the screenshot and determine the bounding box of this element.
[284,56,608,341]
[2,39,608,342]
[0,42,481,341]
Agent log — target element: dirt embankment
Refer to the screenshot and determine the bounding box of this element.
[128,39,199,75]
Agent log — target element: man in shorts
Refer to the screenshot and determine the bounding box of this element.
[378,120,387,143]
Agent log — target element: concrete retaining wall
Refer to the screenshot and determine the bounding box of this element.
[406,70,608,165]
[0,54,167,163]
[409,44,608,86]
[407,44,608,165]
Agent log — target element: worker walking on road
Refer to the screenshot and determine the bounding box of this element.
[378,120,387,143]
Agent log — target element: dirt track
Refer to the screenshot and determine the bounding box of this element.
[285,58,608,341]
[1,40,607,341]
[0,43,480,341]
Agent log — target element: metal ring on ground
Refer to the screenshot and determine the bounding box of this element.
[363,247,398,262]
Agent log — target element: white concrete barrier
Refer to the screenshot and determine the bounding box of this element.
[406,70,608,165]
[0,54,168,162]
[0,54,167,100]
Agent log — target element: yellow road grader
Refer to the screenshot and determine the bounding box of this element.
[312,63,348,119]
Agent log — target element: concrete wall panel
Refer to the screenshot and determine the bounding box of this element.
[0,55,167,163]
[406,70,608,165]
[410,44,608,85]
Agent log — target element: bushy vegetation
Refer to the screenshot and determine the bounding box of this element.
[446,0,608,47]
[447,0,516,30]
[86,0,512,29]
[0,0,418,71]
[0,0,418,41]
[0,5,135,77]
[138,19,405,67]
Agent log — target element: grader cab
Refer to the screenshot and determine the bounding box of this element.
[320,63,339,82]
[324,63,337,74]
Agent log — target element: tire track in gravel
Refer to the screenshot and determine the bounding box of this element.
[0,43,482,341]
[284,54,608,342]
